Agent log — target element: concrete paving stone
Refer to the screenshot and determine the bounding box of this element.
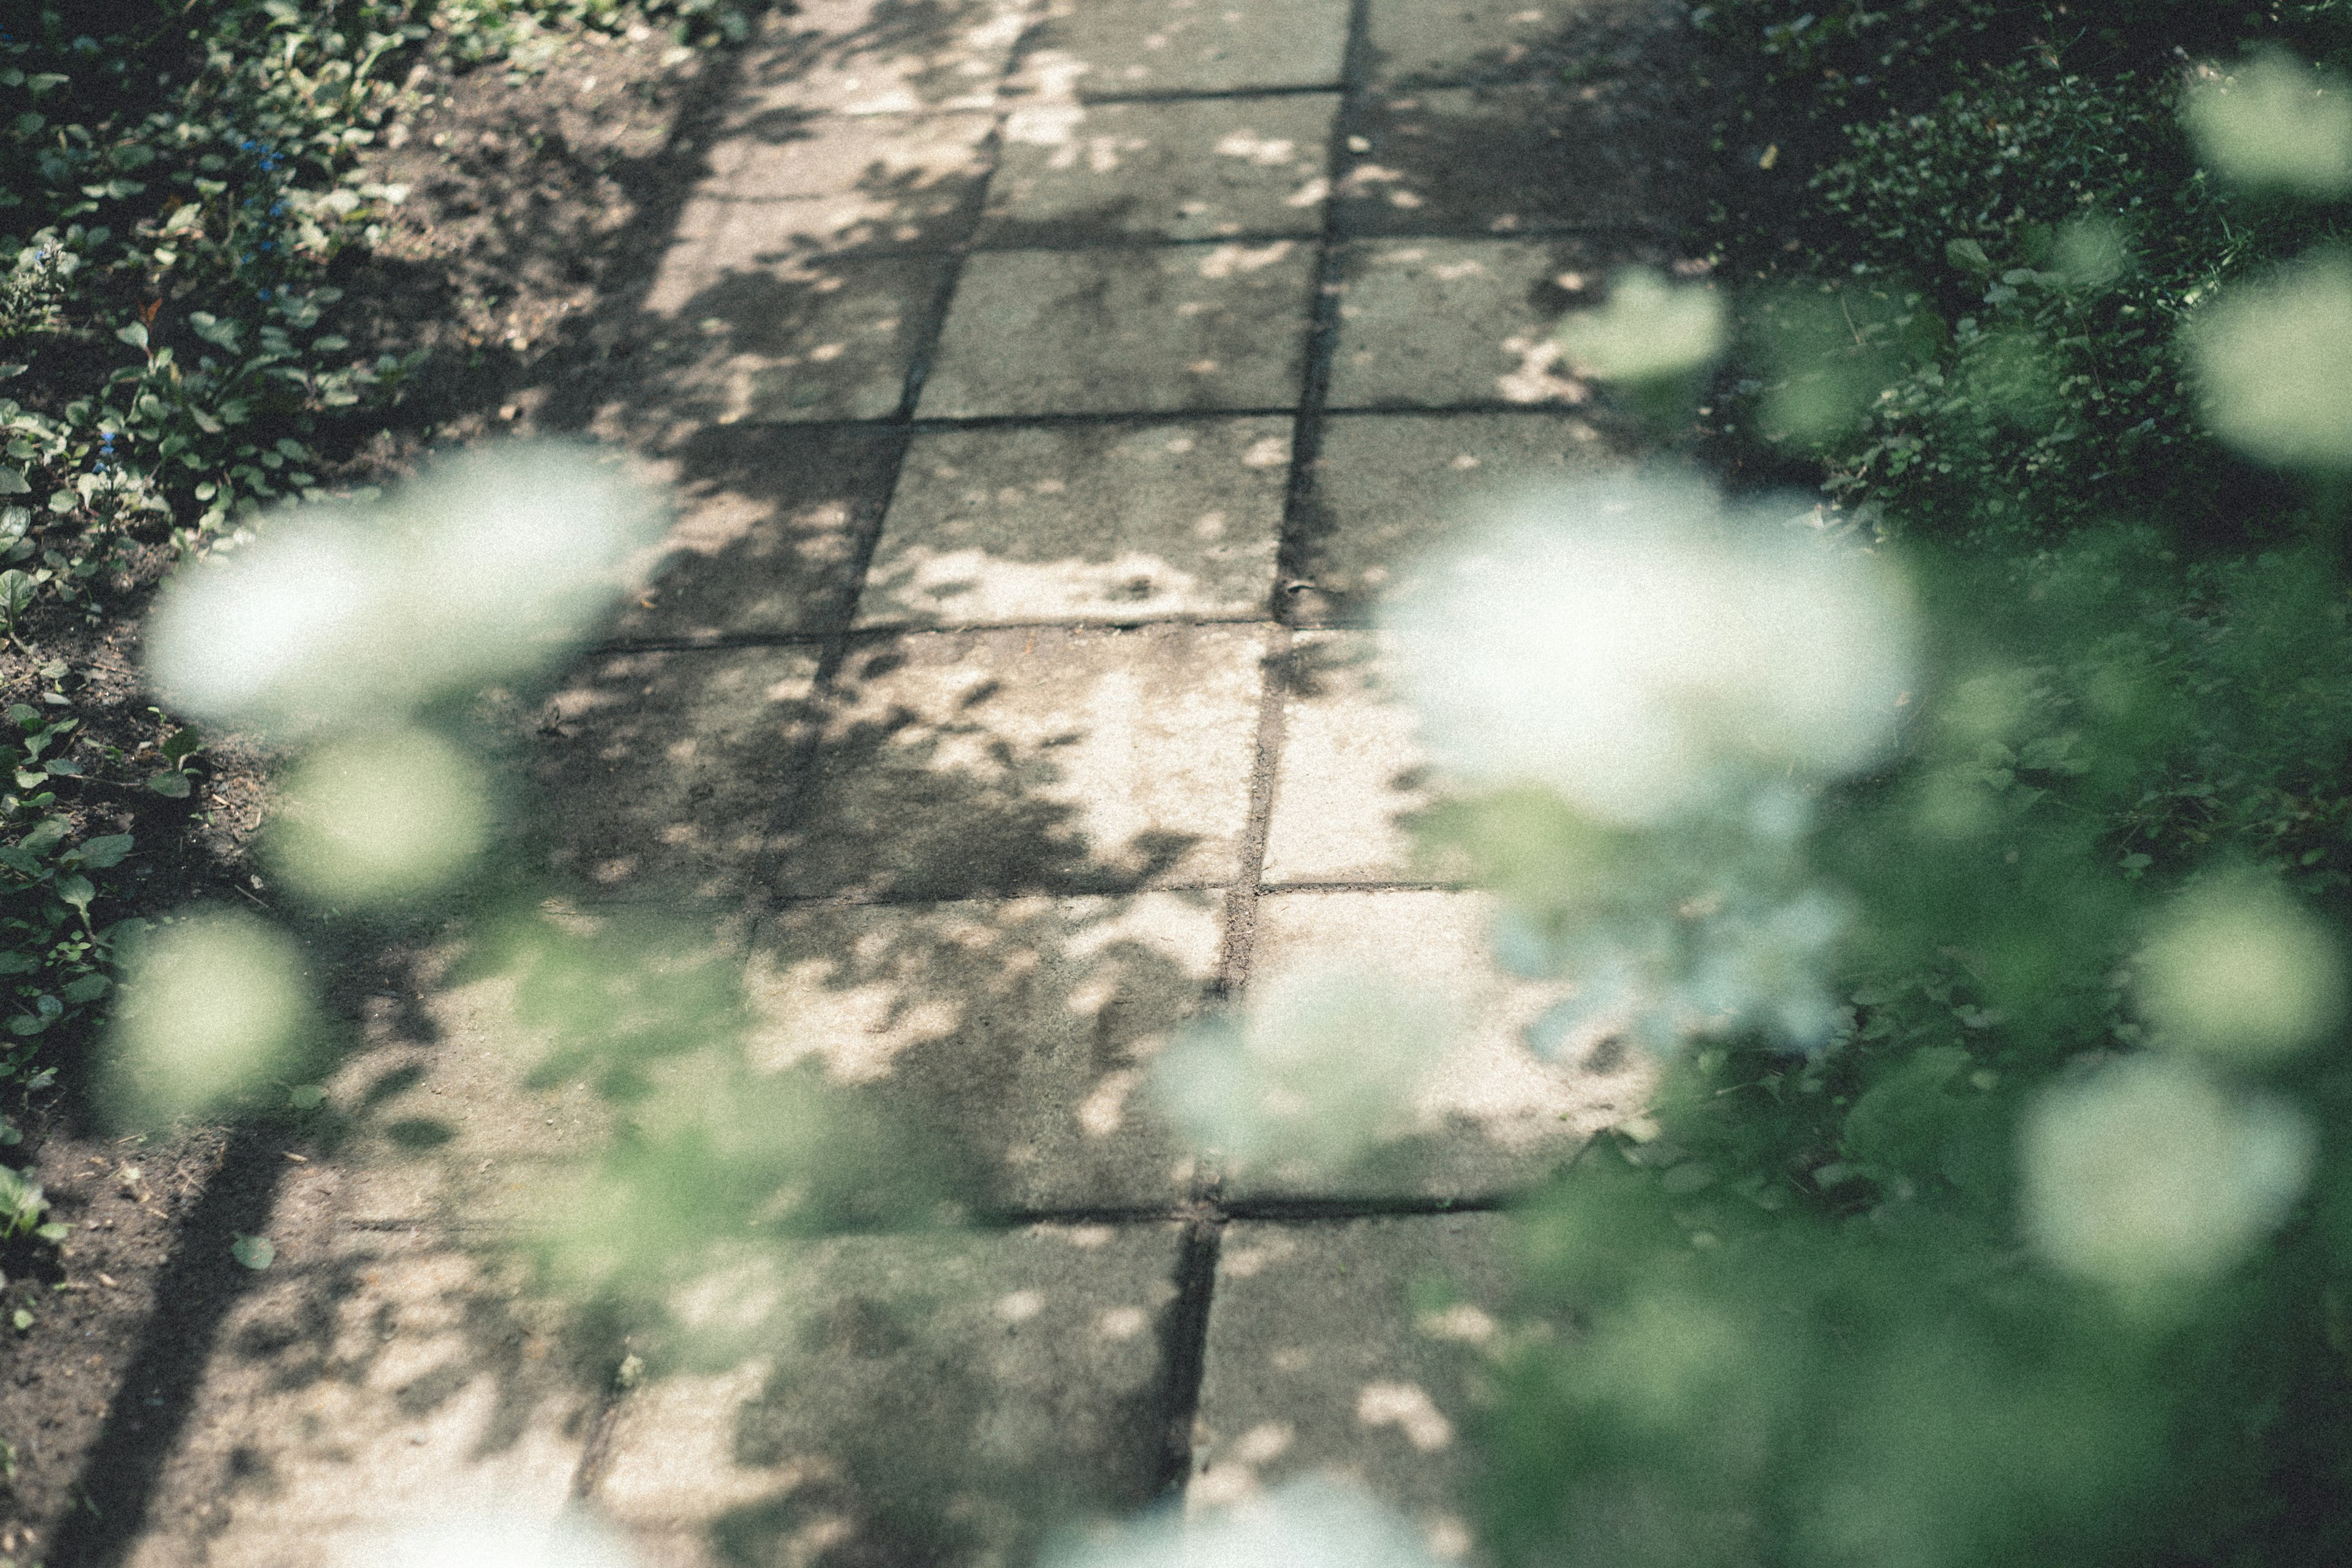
[1260,631,1440,887]
[1326,236,1670,409]
[1189,1213,1518,1560]
[122,1223,600,1566]
[608,424,903,642]
[1294,410,1626,620]
[314,972,622,1229]
[532,647,821,902]
[591,1223,1185,1567]
[1365,0,1593,85]
[771,622,1267,900]
[1222,889,1651,1200]
[858,418,1290,626]
[1339,85,1659,235]
[1012,0,1351,96]
[747,891,1221,1210]
[728,0,1036,119]
[918,244,1316,417]
[643,250,946,424]
[981,94,1338,244]
[680,111,996,261]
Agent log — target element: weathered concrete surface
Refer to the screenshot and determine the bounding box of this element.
[771,623,1267,900]
[918,244,1317,417]
[606,424,903,642]
[532,647,820,903]
[591,1223,1185,1568]
[1223,889,1651,1200]
[745,892,1222,1210]
[1014,0,1352,96]
[982,94,1340,244]
[111,0,1709,1556]
[123,1219,600,1568]
[1293,410,1626,621]
[858,419,1291,626]
[1190,1213,1518,1561]
[643,250,948,424]
[728,0,1036,118]
[1329,237,1664,408]
[1260,631,1438,887]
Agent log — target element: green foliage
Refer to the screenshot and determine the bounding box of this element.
[0,1161,66,1243]
[1478,7,2352,1567]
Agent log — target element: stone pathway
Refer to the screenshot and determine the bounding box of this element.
[110,2,1701,1564]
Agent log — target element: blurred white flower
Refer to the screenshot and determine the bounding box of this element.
[148,442,663,737]
[1043,1477,1444,1568]
[345,1511,639,1568]
[2186,253,2352,470]
[270,725,494,907]
[2138,872,2346,1065]
[1150,963,1449,1167]
[2021,1054,2314,1289]
[1556,267,1728,385]
[103,910,314,1126]
[2182,49,2352,198]
[1384,472,1915,827]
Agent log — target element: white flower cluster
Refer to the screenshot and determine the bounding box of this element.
[148,442,662,738]
[2022,1054,2315,1291]
[1042,1478,1444,1568]
[1150,963,1450,1169]
[1386,472,1914,828]
[1386,473,1916,1054]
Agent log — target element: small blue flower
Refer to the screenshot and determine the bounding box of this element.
[257,287,271,301]
[268,203,284,216]
[257,240,273,252]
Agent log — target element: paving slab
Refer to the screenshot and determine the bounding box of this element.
[1221,889,1650,1200]
[1189,1213,1518,1559]
[122,1220,600,1568]
[729,0,1036,119]
[918,244,1316,417]
[682,111,997,260]
[746,891,1223,1209]
[1340,85,1659,234]
[609,423,903,642]
[1365,0,1590,85]
[1329,237,1680,409]
[642,250,946,424]
[858,418,1291,626]
[532,647,821,902]
[591,1223,1185,1567]
[1012,0,1351,96]
[1261,631,1438,887]
[771,622,1267,900]
[982,94,1338,244]
[1292,410,1625,620]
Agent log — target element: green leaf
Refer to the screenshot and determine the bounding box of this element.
[53,874,92,913]
[230,1234,275,1270]
[1945,237,1994,275]
[59,973,107,1003]
[114,321,149,350]
[0,952,39,974]
[33,1221,66,1243]
[160,728,202,764]
[0,468,26,495]
[77,833,132,869]
[146,771,190,798]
